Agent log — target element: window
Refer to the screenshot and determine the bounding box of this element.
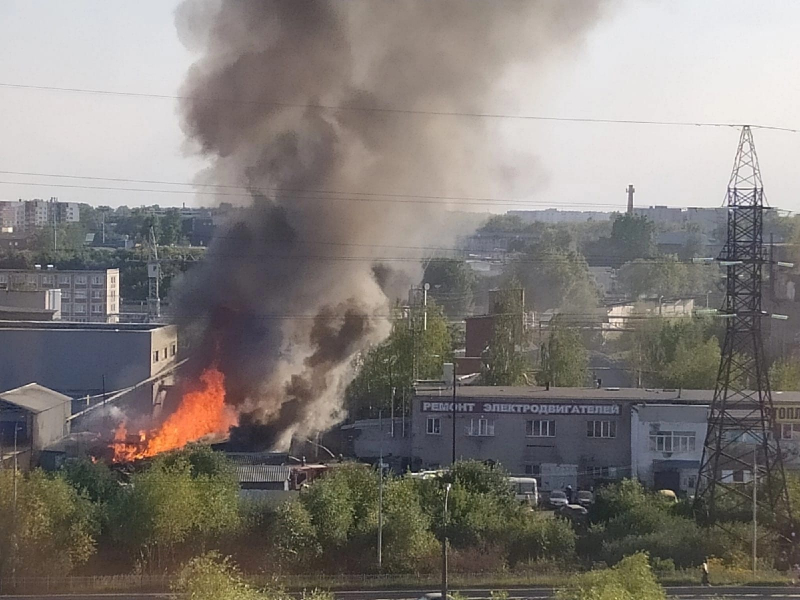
[686,475,697,490]
[587,420,617,438]
[58,274,71,285]
[467,418,495,437]
[74,304,86,314]
[163,347,168,359]
[426,417,441,435]
[26,274,37,285]
[91,289,103,300]
[111,303,116,313]
[0,274,6,284]
[75,275,87,286]
[589,466,614,479]
[171,343,177,356]
[41,274,54,287]
[524,464,541,476]
[153,350,160,363]
[91,275,103,285]
[782,424,800,440]
[62,302,71,312]
[526,419,556,437]
[91,304,103,314]
[74,289,87,300]
[110,276,116,285]
[649,431,696,453]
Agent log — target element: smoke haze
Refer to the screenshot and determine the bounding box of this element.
[172,0,609,448]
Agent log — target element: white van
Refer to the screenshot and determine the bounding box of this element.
[508,476,539,507]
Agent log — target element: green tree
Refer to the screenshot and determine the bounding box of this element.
[618,257,718,299]
[770,357,800,391]
[557,552,665,600]
[381,477,438,572]
[0,469,98,577]
[538,320,589,387]
[482,285,529,385]
[630,317,720,389]
[423,258,478,317]
[346,303,451,418]
[510,248,599,313]
[159,209,184,246]
[610,213,656,261]
[272,501,321,567]
[112,446,240,569]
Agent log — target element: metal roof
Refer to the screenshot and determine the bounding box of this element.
[414,385,800,404]
[233,464,290,484]
[0,383,71,414]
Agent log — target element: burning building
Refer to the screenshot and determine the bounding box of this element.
[109,1,609,458]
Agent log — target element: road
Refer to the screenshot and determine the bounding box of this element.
[3,588,800,600]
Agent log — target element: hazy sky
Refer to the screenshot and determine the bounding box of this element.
[0,0,798,213]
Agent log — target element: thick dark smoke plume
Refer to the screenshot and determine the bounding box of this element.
[172,0,608,449]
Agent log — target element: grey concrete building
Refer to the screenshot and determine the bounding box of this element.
[0,267,119,323]
[0,289,61,320]
[412,386,726,491]
[0,383,71,469]
[0,321,178,415]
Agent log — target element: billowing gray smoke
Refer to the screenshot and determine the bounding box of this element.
[172,0,608,449]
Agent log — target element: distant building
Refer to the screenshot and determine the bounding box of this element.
[0,321,178,416]
[0,232,33,250]
[0,383,71,470]
[0,267,119,323]
[0,200,25,230]
[0,289,61,320]
[507,209,611,224]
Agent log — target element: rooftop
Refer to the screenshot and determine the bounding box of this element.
[0,383,71,414]
[233,464,290,484]
[0,321,174,332]
[414,385,800,404]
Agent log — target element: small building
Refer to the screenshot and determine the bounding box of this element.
[0,383,71,469]
[234,464,291,492]
[0,289,61,320]
[631,403,708,494]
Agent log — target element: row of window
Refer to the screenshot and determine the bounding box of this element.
[426,417,618,439]
[0,273,114,286]
[62,289,112,300]
[523,464,618,479]
[153,343,179,363]
[62,303,108,315]
[649,431,697,453]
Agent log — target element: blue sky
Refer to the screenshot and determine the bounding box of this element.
[0,0,798,212]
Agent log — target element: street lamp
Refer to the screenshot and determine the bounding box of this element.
[441,483,452,600]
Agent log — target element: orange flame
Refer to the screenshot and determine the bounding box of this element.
[111,365,236,462]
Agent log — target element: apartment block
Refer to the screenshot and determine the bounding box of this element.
[0,267,119,323]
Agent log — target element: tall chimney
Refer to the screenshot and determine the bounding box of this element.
[626,184,635,214]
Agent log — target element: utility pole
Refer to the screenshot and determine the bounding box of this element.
[147,226,161,322]
[695,126,792,535]
[451,364,457,465]
[377,409,384,570]
[441,483,452,600]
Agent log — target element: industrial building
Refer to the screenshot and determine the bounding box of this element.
[0,383,71,469]
[407,384,800,493]
[0,289,61,320]
[0,321,178,416]
[0,266,119,323]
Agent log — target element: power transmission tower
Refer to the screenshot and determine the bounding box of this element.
[695,126,792,535]
[147,226,161,322]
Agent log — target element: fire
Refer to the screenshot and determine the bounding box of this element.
[111,365,236,462]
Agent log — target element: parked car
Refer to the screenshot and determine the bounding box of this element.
[576,490,594,507]
[548,490,569,509]
[557,503,589,524]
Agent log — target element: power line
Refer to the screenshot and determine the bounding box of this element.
[0,179,628,209]
[1,82,797,133]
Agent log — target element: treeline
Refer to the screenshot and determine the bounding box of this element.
[0,447,785,579]
[0,246,204,301]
